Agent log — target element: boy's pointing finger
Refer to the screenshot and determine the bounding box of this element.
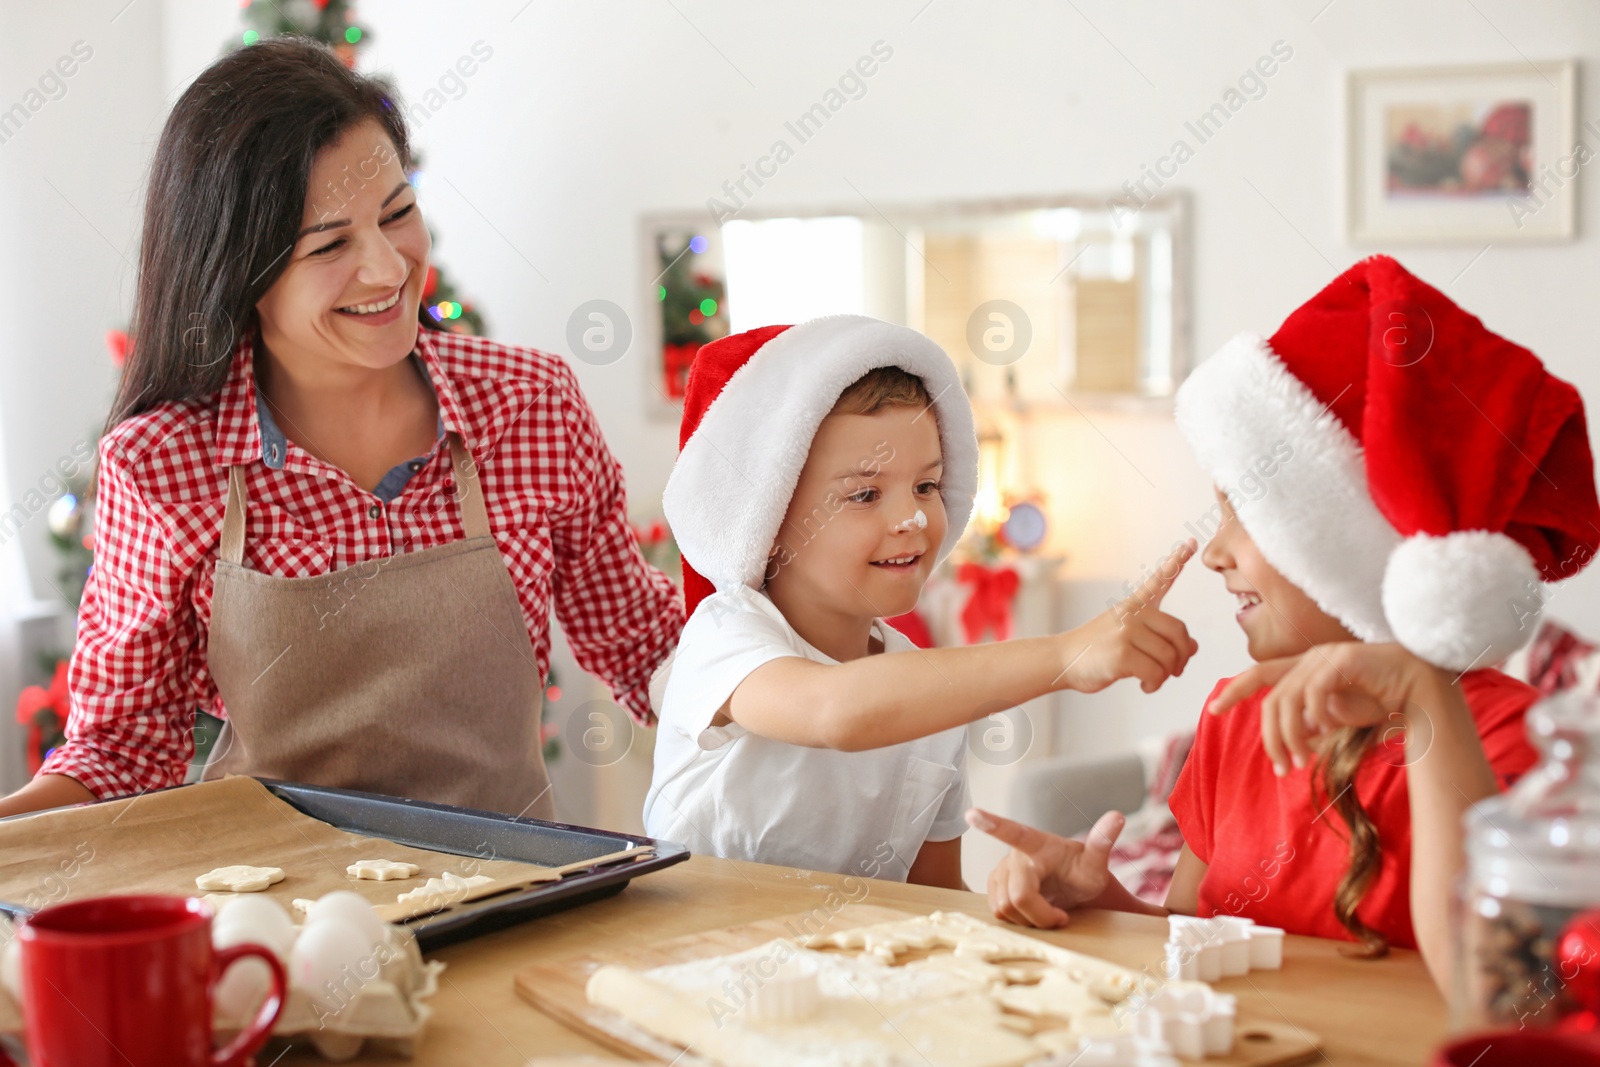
[1123,539,1197,615]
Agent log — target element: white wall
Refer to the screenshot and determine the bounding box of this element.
[348,0,1600,757]
[4,0,1599,803]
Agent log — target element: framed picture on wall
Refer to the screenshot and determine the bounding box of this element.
[1347,61,1577,244]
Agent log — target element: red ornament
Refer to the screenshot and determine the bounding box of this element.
[661,342,700,400]
[105,329,129,368]
[1556,910,1600,1024]
[15,661,70,776]
[422,265,438,299]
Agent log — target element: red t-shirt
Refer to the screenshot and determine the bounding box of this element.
[1166,669,1539,950]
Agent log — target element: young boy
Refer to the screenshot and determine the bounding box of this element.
[967,255,1600,989]
[645,315,1198,888]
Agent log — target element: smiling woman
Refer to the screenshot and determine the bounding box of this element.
[0,37,685,819]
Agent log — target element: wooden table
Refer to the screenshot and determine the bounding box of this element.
[277,855,1450,1066]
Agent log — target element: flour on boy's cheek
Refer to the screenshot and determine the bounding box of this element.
[766,405,948,631]
[1200,486,1356,662]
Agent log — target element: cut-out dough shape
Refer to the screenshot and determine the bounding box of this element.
[589,911,1174,1067]
[195,865,285,893]
[395,873,493,908]
[346,859,421,881]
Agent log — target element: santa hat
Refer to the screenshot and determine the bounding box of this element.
[664,315,980,618]
[1175,254,1600,671]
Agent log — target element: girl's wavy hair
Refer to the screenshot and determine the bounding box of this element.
[107,36,411,432]
[1316,726,1390,958]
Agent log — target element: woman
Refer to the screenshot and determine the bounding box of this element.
[0,38,683,819]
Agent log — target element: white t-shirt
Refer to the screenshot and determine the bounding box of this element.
[643,584,970,882]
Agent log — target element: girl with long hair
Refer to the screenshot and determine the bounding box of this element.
[969,255,1600,989]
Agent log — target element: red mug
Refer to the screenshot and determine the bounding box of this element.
[17,894,285,1067]
[1433,1030,1600,1066]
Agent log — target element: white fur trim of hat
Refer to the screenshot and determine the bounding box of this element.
[663,315,979,598]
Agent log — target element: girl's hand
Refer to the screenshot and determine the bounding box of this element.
[1207,641,1445,776]
[1061,540,1199,694]
[966,807,1126,928]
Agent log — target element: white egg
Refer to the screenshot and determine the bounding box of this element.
[212,896,296,958]
[212,923,283,1020]
[303,891,386,951]
[290,920,379,1013]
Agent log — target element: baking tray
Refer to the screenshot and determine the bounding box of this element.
[0,777,690,951]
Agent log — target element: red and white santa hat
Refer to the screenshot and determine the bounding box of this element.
[664,315,980,618]
[1175,254,1600,671]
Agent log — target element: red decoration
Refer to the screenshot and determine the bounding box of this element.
[422,265,439,299]
[662,342,701,400]
[886,610,935,649]
[15,661,70,775]
[956,561,1020,644]
[1556,909,1600,1031]
[632,519,669,548]
[105,329,129,369]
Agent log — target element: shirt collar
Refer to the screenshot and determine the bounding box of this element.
[213,325,469,469]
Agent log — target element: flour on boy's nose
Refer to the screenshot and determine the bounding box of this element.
[894,509,928,532]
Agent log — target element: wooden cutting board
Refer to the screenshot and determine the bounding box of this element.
[514,904,1321,1066]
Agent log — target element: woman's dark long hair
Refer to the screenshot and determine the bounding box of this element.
[107,36,411,431]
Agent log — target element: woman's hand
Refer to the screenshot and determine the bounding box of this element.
[1207,641,1446,776]
[965,807,1127,928]
[1060,540,1200,695]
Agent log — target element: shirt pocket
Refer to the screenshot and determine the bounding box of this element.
[246,502,335,578]
[883,755,961,881]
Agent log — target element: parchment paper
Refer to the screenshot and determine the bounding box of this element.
[0,776,554,919]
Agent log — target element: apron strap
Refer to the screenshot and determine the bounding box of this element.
[220,466,249,565]
[448,433,492,540]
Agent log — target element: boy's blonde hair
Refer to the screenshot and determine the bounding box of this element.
[831,366,932,417]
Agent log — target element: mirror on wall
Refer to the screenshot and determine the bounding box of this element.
[640,194,1190,418]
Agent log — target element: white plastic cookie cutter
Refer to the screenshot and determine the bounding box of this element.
[1131,980,1239,1060]
[1165,915,1285,982]
[893,509,928,532]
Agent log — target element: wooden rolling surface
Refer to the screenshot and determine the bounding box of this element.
[514,904,1321,1066]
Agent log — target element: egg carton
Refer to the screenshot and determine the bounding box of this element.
[214,922,446,1062]
[0,917,444,1063]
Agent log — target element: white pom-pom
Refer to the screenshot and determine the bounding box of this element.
[1382,531,1544,671]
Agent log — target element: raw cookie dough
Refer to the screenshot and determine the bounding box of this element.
[587,911,1162,1067]
[346,859,421,881]
[195,865,286,893]
[395,873,493,908]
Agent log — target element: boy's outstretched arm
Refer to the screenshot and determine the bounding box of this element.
[722,541,1200,751]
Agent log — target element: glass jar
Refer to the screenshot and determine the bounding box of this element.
[1455,690,1600,1032]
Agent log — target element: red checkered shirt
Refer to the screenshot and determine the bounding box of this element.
[41,327,684,800]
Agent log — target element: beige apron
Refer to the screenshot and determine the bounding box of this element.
[201,433,556,820]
